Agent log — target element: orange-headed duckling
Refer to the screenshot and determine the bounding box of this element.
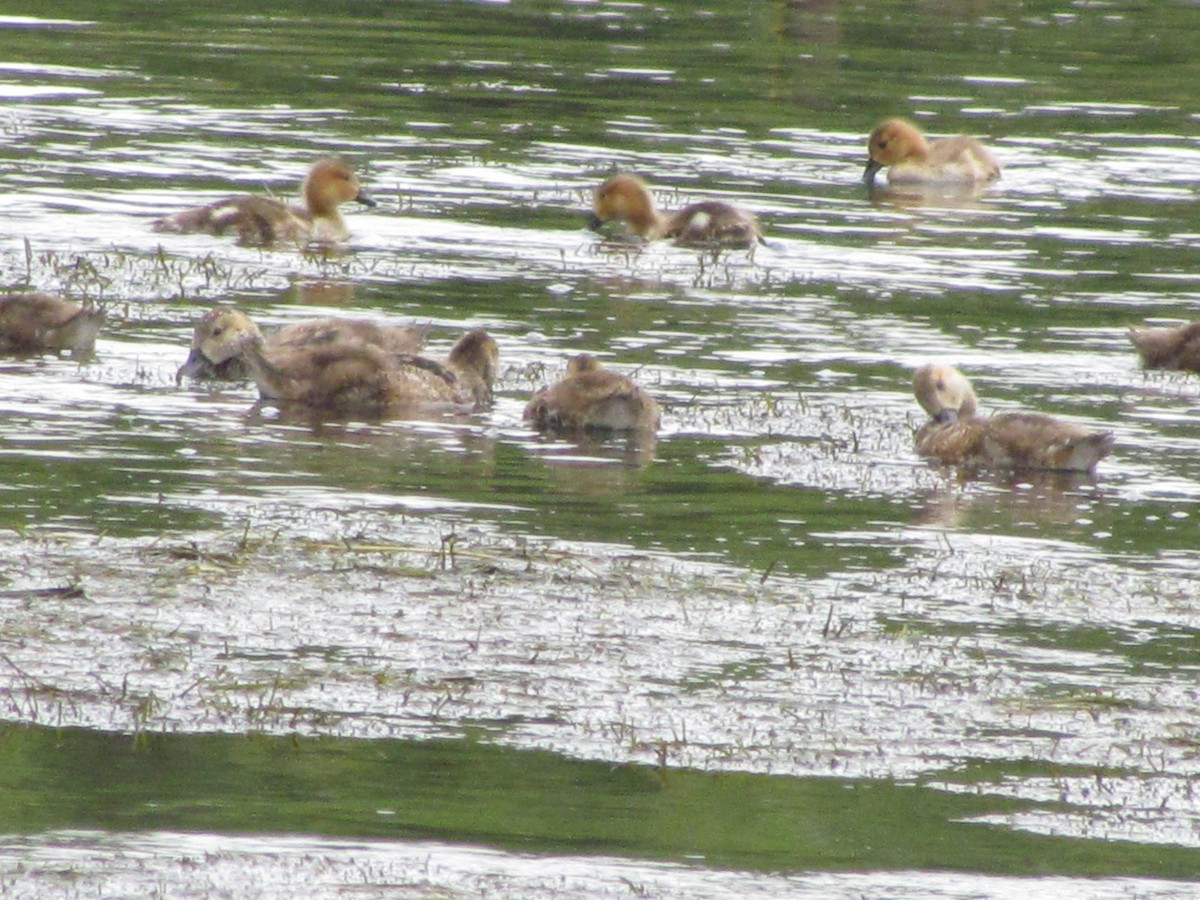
[153,158,376,245]
[0,292,104,354]
[184,309,497,414]
[913,363,1113,472]
[589,173,762,248]
[176,308,428,382]
[1127,321,1200,373]
[525,354,661,433]
[864,118,1000,186]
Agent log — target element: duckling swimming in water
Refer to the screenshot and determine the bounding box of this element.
[589,173,762,248]
[183,308,497,414]
[864,118,1000,186]
[525,354,660,433]
[0,292,104,354]
[1127,321,1200,373]
[153,158,376,245]
[176,308,429,382]
[912,363,1113,473]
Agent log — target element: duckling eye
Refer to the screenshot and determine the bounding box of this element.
[212,327,224,336]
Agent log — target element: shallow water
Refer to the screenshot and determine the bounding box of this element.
[2,1,1200,896]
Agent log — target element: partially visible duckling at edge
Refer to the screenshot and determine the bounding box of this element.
[153,158,376,245]
[176,308,428,382]
[525,354,661,433]
[912,363,1113,473]
[183,309,497,413]
[0,292,105,354]
[1127,321,1200,373]
[589,173,762,248]
[864,118,1000,186]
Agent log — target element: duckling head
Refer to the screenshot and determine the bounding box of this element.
[447,329,500,394]
[864,118,929,184]
[564,353,604,377]
[589,173,658,234]
[176,308,264,381]
[304,158,377,215]
[913,363,978,422]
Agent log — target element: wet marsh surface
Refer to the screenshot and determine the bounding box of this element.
[2,1,1200,896]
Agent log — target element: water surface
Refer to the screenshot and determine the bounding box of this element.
[2,1,1200,896]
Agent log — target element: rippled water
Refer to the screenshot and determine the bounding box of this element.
[2,1,1200,896]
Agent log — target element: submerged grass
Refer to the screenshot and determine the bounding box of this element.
[1,512,1198,858]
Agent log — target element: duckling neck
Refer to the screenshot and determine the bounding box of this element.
[301,184,348,233]
[238,333,288,395]
[631,205,669,240]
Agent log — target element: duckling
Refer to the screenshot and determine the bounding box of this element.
[913,363,1113,472]
[176,308,429,382]
[250,327,497,412]
[1127,321,1200,373]
[0,292,104,354]
[589,173,762,248]
[153,158,376,245]
[187,309,497,414]
[525,354,661,433]
[864,118,1000,186]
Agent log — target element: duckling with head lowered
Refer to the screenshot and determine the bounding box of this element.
[0,292,105,354]
[1127,321,1200,373]
[176,308,429,382]
[196,311,497,415]
[153,158,376,245]
[589,173,762,248]
[525,354,660,433]
[864,118,1000,186]
[912,363,1113,473]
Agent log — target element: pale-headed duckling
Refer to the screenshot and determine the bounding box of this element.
[525,354,661,433]
[1127,321,1200,373]
[913,363,1113,472]
[0,292,104,354]
[176,308,428,382]
[589,173,762,248]
[864,118,1000,186]
[153,158,376,245]
[185,309,497,414]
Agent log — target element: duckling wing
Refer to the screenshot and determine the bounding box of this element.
[925,135,1001,182]
[919,413,1112,472]
[273,319,428,355]
[983,413,1113,472]
[154,196,309,245]
[666,202,760,248]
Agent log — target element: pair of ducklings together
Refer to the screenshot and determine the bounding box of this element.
[176,307,660,432]
[589,117,1001,247]
[147,117,999,250]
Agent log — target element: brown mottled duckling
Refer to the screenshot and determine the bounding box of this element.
[185,309,497,413]
[1127,321,1200,373]
[913,363,1113,472]
[0,292,104,354]
[864,118,1000,186]
[153,158,376,245]
[176,308,428,382]
[589,173,762,248]
[525,354,661,433]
